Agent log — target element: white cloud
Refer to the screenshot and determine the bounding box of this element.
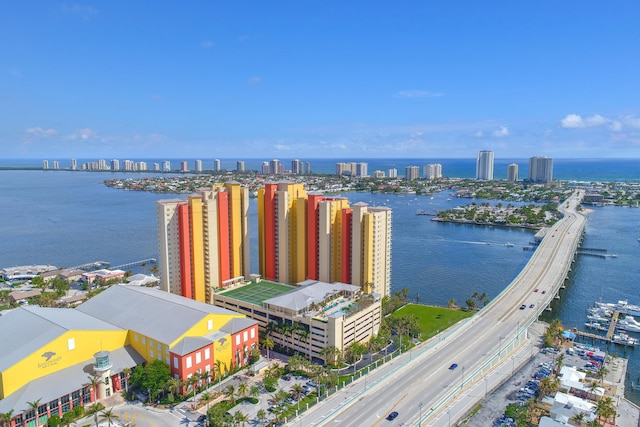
[247,76,262,85]
[475,131,484,138]
[610,121,623,132]
[201,40,214,48]
[561,114,608,128]
[69,128,99,140]
[492,126,509,137]
[25,127,57,138]
[394,90,444,99]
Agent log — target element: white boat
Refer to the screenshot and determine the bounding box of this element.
[585,322,608,332]
[612,333,639,346]
[505,242,514,247]
[617,315,640,333]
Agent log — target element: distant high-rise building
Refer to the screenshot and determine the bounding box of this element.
[476,150,494,180]
[42,160,49,170]
[52,161,59,170]
[123,160,134,171]
[269,159,282,175]
[195,159,202,172]
[261,162,270,174]
[138,162,147,171]
[180,161,189,172]
[257,182,392,296]
[236,161,245,172]
[291,159,303,174]
[528,156,553,183]
[356,162,368,177]
[214,159,221,172]
[111,159,121,171]
[305,162,311,174]
[507,163,519,182]
[71,158,77,170]
[98,159,108,171]
[154,163,160,171]
[373,170,385,178]
[336,162,368,177]
[388,168,397,178]
[163,161,171,172]
[405,166,420,181]
[157,183,251,302]
[423,163,442,180]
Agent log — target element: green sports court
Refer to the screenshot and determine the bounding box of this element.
[219,281,295,305]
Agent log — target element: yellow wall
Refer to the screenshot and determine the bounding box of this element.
[1,329,127,398]
[225,183,244,278]
[213,333,233,374]
[361,215,375,294]
[175,312,244,348]
[189,195,205,302]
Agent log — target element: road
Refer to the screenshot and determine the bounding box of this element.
[294,191,586,427]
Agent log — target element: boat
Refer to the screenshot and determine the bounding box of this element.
[585,322,608,332]
[617,315,640,333]
[597,300,640,317]
[505,242,514,247]
[612,333,639,346]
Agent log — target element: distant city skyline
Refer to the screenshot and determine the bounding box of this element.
[2,2,640,159]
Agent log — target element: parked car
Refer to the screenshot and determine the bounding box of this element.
[386,412,399,421]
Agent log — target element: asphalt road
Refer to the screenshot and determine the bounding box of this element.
[293,192,586,426]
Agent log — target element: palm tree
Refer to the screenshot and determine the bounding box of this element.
[596,365,609,385]
[595,396,614,423]
[122,367,132,393]
[166,377,182,401]
[588,380,600,400]
[291,383,305,409]
[572,412,586,426]
[298,328,311,360]
[233,411,249,427]
[199,392,212,411]
[85,403,105,427]
[554,353,565,375]
[99,409,120,427]
[86,375,104,401]
[237,382,249,401]
[249,385,260,401]
[256,409,267,426]
[187,375,199,407]
[262,337,274,359]
[224,384,237,405]
[26,399,42,426]
[214,360,226,390]
[0,410,14,427]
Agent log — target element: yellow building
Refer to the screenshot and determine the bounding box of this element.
[0,285,258,427]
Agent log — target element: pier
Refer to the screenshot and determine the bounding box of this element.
[112,258,157,270]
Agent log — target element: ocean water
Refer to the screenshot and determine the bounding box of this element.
[3,158,640,182]
[1,162,639,402]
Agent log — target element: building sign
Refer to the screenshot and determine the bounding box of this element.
[38,351,62,368]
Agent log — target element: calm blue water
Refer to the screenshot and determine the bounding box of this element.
[1,163,639,402]
[2,158,640,182]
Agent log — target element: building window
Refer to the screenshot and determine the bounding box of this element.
[243,331,248,342]
[196,352,201,364]
[250,328,255,339]
[173,357,179,369]
[150,350,155,358]
[134,334,138,341]
[204,348,210,360]
[67,338,75,351]
[158,353,162,360]
[158,342,162,350]
[142,337,146,344]
[149,339,154,347]
[208,319,213,330]
[104,376,109,386]
[236,335,240,345]
[166,356,170,364]
[186,356,192,369]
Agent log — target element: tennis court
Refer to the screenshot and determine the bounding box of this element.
[220,281,295,305]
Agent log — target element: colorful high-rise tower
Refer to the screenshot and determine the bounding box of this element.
[157,182,250,303]
[258,182,392,295]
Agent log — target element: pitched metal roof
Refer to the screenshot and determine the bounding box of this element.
[220,317,258,334]
[76,285,239,345]
[0,306,120,372]
[170,336,212,356]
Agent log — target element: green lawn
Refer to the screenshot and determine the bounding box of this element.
[389,304,474,339]
[219,281,295,305]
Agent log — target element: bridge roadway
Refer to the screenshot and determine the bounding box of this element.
[293,191,586,427]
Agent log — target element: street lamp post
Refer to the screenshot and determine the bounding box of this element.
[484,377,488,398]
[511,356,515,376]
[461,366,466,389]
[418,402,423,426]
[447,409,451,427]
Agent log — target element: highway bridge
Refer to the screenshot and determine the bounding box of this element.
[293,190,586,427]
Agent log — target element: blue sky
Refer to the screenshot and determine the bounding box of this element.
[2,1,639,159]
